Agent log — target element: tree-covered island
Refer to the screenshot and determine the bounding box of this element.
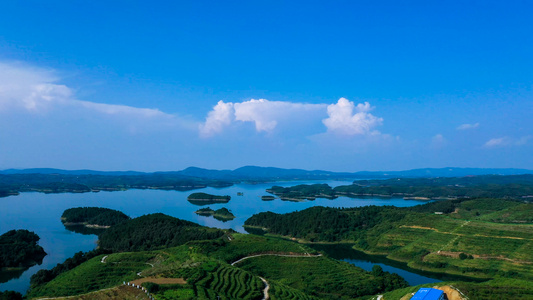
[61,207,130,229]
[0,230,46,269]
[266,184,337,201]
[195,207,236,221]
[187,192,231,205]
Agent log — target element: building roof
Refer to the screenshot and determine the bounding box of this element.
[411,288,444,300]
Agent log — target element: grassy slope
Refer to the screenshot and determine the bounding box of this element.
[358,207,533,279]
[238,255,389,299]
[247,199,533,280]
[27,234,347,299]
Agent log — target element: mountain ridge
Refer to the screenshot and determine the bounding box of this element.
[1,166,532,179]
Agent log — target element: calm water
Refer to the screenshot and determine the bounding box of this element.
[0,180,433,294]
[310,244,481,286]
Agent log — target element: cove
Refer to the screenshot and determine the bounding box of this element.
[310,244,486,286]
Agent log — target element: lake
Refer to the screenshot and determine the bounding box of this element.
[0,180,437,294]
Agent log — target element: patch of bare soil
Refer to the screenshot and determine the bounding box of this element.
[434,286,466,300]
[130,277,187,285]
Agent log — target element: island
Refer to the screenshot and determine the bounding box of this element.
[187,192,231,205]
[261,195,276,201]
[195,207,236,221]
[0,229,46,269]
[266,184,337,201]
[61,207,131,229]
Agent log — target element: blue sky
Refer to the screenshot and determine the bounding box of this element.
[0,1,532,171]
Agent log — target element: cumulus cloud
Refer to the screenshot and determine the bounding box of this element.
[484,136,531,148]
[457,123,479,130]
[322,98,383,135]
[200,98,326,137]
[234,99,325,132]
[199,100,235,137]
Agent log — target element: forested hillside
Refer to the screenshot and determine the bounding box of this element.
[98,213,226,252]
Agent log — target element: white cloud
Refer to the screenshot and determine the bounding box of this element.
[457,123,479,130]
[0,61,179,122]
[484,136,531,148]
[199,100,235,137]
[431,134,447,148]
[322,98,383,135]
[200,98,326,137]
[234,99,325,132]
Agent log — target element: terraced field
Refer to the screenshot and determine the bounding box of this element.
[192,264,263,299]
[362,215,533,279]
[27,252,156,298]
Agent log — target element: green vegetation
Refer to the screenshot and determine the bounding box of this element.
[98,213,226,252]
[261,195,275,201]
[0,229,46,268]
[28,251,152,298]
[26,230,407,299]
[335,174,533,199]
[238,255,407,299]
[0,173,232,196]
[265,175,533,201]
[187,192,231,205]
[267,184,336,201]
[0,290,22,300]
[61,207,130,227]
[30,248,109,288]
[192,233,318,263]
[195,207,236,221]
[245,198,533,280]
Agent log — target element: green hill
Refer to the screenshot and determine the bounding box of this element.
[98,213,226,252]
[245,198,533,280]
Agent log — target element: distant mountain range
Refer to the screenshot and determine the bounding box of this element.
[1,166,532,180]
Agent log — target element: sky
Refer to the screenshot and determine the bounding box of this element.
[0,1,532,172]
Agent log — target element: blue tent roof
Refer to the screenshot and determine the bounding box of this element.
[411,288,444,300]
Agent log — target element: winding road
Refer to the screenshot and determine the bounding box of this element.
[230,252,322,266]
[230,252,322,299]
[259,277,270,300]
